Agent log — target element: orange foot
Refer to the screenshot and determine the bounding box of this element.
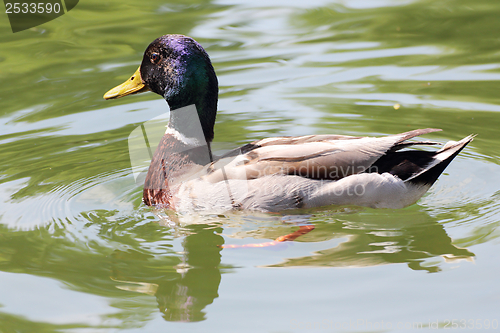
[220,225,315,248]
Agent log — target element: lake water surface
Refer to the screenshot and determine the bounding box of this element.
[1,0,499,332]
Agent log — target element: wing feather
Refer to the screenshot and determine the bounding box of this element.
[205,128,442,183]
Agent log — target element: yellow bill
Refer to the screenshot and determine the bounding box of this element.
[103,67,150,99]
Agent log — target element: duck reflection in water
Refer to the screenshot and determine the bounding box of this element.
[251,209,475,272]
[109,209,473,323]
[110,224,223,322]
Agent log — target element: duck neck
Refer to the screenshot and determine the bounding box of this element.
[166,103,214,161]
[167,100,216,147]
[166,62,218,145]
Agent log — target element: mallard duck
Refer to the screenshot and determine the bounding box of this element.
[104,34,473,213]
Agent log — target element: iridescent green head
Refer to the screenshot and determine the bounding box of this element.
[104,34,219,142]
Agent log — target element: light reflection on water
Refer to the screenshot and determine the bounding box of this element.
[0,0,499,331]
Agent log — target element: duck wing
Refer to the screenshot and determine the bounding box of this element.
[205,128,442,183]
[217,133,363,159]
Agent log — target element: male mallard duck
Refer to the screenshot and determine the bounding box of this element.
[104,34,473,213]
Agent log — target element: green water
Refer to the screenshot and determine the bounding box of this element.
[1,0,500,332]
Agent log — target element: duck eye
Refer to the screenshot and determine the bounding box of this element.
[151,52,161,64]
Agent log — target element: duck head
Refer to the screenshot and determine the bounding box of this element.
[104,35,219,142]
